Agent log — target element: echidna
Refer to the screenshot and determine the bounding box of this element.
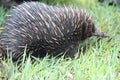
[0,2,108,61]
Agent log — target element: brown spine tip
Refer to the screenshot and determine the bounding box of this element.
[92,32,109,38]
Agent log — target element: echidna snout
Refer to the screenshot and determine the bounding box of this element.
[92,31,109,38]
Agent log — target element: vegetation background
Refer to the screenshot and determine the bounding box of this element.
[0,0,120,80]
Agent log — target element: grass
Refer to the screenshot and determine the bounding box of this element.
[0,6,7,27]
[0,0,120,80]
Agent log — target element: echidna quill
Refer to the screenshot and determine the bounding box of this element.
[0,2,109,61]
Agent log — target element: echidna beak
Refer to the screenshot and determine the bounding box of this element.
[92,32,109,38]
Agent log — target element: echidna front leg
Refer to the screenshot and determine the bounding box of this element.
[65,43,79,58]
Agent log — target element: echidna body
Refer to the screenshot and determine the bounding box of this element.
[0,2,108,61]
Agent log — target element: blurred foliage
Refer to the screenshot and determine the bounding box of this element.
[38,0,72,5]
[0,6,8,27]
